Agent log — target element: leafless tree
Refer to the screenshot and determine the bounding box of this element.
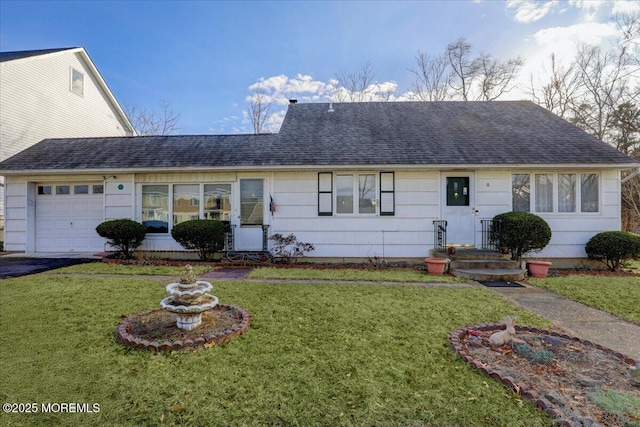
[445,38,479,101]
[528,54,580,119]
[409,52,452,101]
[444,37,524,101]
[570,43,636,141]
[125,100,181,136]
[616,10,640,44]
[475,53,524,101]
[331,61,396,102]
[247,89,273,134]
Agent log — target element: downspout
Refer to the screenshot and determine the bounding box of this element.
[621,167,640,184]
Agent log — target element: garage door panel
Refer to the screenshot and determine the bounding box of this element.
[36,183,105,252]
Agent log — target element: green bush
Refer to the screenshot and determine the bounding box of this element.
[171,220,226,261]
[492,212,552,261]
[585,231,640,271]
[96,219,146,259]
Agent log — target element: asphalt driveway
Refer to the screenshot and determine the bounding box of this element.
[0,257,97,279]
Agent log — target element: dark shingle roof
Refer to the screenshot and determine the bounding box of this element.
[277,101,636,166]
[0,47,78,62]
[0,101,636,173]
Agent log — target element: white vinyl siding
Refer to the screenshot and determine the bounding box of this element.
[0,49,132,218]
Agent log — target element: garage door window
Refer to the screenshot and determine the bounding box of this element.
[38,186,52,195]
[56,185,70,195]
[74,185,89,195]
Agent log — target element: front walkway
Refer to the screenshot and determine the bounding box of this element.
[490,283,640,361]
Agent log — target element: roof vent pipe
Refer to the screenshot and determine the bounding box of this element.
[327,102,334,113]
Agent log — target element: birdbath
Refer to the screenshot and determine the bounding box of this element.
[160,265,219,331]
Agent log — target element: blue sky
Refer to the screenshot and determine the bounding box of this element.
[1,0,637,134]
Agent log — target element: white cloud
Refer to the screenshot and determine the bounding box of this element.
[507,0,559,23]
[612,0,640,15]
[569,0,606,21]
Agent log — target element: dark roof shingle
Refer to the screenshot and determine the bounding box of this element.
[0,47,77,62]
[0,101,636,172]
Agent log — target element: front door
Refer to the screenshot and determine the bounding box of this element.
[441,173,475,246]
[235,178,267,251]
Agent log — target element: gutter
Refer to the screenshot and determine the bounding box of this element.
[621,167,640,184]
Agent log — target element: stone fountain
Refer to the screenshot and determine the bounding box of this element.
[160,265,218,331]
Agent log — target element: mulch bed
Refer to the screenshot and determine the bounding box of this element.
[117,304,250,352]
[449,324,639,426]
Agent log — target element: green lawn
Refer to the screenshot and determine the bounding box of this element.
[530,275,640,324]
[249,266,468,283]
[50,262,213,277]
[1,270,553,426]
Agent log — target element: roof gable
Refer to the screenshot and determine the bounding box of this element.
[0,47,134,135]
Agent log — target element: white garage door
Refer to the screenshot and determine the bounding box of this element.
[35,183,105,252]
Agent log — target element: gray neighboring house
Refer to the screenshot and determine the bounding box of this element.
[0,101,637,261]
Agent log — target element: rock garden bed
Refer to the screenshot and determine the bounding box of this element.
[449,323,639,426]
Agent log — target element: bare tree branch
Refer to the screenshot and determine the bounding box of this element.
[125,101,181,136]
[409,52,452,101]
[247,89,273,134]
[446,37,479,101]
[475,53,524,101]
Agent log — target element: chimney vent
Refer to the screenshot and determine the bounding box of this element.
[327,102,334,113]
[289,99,298,104]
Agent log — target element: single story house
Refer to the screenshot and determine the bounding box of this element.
[0,101,637,262]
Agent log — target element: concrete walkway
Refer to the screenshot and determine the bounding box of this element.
[489,282,640,361]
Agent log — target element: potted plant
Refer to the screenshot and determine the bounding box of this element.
[492,212,553,278]
[425,257,448,275]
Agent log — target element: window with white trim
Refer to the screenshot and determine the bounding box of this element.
[317,172,395,216]
[70,68,84,96]
[142,183,232,233]
[511,173,600,214]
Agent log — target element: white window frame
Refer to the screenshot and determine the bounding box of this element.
[142,183,234,234]
[335,172,377,216]
[511,172,601,214]
[70,67,84,97]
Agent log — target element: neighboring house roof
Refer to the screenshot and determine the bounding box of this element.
[0,47,135,135]
[0,101,637,174]
[0,47,78,62]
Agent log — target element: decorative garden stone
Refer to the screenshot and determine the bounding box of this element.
[489,316,523,346]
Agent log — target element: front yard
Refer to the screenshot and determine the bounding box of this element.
[0,266,554,427]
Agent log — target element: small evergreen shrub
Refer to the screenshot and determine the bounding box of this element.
[585,231,640,271]
[512,343,555,365]
[171,220,226,261]
[492,212,552,261]
[96,219,146,259]
[269,233,314,264]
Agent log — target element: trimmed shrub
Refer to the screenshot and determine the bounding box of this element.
[171,220,226,261]
[96,219,146,259]
[492,212,552,261]
[585,231,640,271]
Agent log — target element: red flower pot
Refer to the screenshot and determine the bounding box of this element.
[527,260,552,278]
[425,257,448,275]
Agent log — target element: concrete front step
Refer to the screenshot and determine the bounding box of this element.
[450,259,520,270]
[452,268,525,282]
[430,248,511,260]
